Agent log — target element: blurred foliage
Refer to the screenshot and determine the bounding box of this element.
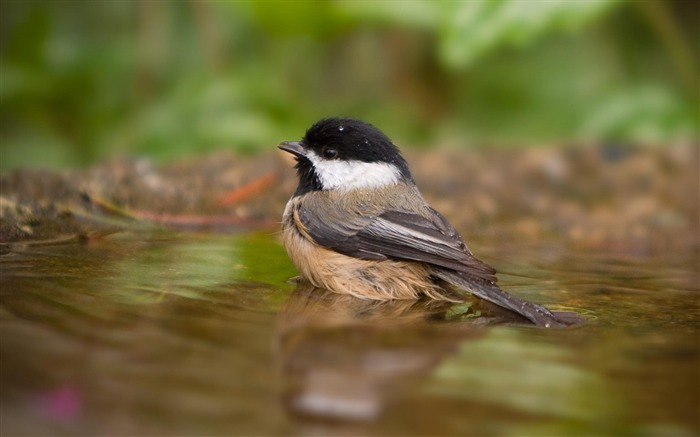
[0,0,697,170]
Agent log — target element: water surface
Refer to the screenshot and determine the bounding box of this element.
[1,231,698,436]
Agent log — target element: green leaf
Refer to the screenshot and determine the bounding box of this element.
[438,0,621,68]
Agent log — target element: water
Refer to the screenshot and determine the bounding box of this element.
[1,231,698,436]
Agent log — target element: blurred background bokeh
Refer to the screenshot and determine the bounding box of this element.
[1,0,697,172]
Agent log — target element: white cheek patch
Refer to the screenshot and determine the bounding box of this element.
[306,151,401,190]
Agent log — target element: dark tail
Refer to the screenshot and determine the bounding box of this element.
[436,271,568,328]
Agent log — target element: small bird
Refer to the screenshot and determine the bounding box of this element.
[279,117,566,327]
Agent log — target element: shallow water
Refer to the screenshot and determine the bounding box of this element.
[1,231,698,436]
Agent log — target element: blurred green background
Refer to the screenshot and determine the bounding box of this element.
[1,0,697,171]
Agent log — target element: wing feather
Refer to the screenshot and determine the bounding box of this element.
[295,198,497,282]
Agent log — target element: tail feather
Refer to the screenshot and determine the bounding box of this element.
[436,271,567,328]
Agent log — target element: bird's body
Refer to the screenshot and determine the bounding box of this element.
[282,185,451,301]
[279,117,566,327]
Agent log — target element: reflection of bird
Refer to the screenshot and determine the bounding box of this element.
[276,282,485,421]
[279,117,568,327]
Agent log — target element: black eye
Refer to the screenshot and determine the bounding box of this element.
[322,147,338,159]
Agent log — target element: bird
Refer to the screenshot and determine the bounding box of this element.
[278,117,567,327]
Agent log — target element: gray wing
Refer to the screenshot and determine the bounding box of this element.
[295,202,497,283]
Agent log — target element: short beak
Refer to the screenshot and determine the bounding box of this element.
[278,141,306,158]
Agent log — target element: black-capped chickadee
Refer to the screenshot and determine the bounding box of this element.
[279,117,566,328]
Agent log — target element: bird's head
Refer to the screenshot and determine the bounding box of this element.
[279,118,413,195]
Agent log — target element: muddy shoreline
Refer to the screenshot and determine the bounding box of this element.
[1,145,697,258]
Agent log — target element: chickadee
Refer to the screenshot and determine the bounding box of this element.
[279,117,566,328]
